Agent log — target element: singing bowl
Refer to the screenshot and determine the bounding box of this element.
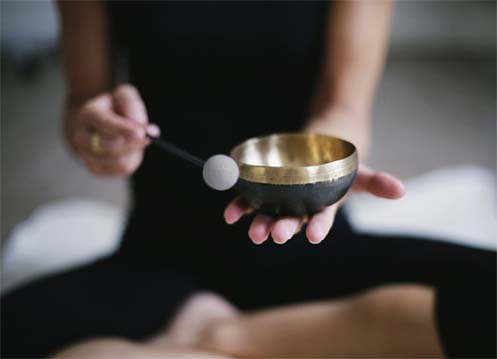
[230,133,358,216]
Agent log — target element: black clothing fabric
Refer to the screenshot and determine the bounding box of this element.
[109,1,329,260]
[2,2,496,358]
[2,213,496,358]
[436,270,497,358]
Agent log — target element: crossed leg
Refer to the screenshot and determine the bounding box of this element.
[198,284,443,358]
[51,293,238,359]
[52,284,444,358]
[51,339,233,359]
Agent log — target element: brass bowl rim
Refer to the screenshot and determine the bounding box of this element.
[230,133,358,185]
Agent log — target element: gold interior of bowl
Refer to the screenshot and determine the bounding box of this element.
[230,133,358,185]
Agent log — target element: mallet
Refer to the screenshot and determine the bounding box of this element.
[147,130,239,191]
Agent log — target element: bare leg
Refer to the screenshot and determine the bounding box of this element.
[51,338,233,359]
[52,286,444,358]
[148,292,240,348]
[51,292,238,359]
[198,285,444,358]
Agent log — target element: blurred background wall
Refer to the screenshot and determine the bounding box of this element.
[1,0,495,244]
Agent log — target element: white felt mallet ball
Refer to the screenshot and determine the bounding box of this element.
[202,154,240,191]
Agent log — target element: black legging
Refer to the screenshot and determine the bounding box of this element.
[2,211,495,358]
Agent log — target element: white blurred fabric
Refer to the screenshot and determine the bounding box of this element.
[346,165,496,251]
[1,199,124,293]
[2,166,495,294]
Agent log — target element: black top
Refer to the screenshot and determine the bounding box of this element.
[108,2,329,255]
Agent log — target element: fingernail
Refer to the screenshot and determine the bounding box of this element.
[275,237,290,245]
[274,229,293,245]
[309,226,326,244]
[147,123,161,138]
[309,237,324,245]
[225,213,238,225]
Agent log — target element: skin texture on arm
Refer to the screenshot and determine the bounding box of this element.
[309,0,394,156]
[57,1,113,106]
[225,0,402,245]
[57,1,157,177]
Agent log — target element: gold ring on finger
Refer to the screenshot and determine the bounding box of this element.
[90,132,106,156]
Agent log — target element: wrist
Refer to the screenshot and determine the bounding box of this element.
[62,101,82,154]
[305,105,371,159]
[310,102,370,125]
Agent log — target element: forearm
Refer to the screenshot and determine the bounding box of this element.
[57,0,114,151]
[307,0,393,158]
[57,0,113,107]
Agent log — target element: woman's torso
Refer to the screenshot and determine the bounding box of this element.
[108,2,332,262]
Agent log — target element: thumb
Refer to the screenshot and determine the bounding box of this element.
[353,165,405,199]
[112,84,148,125]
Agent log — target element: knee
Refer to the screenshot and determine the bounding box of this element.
[197,318,251,356]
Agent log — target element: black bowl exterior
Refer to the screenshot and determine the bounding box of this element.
[230,133,358,216]
[236,170,357,217]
